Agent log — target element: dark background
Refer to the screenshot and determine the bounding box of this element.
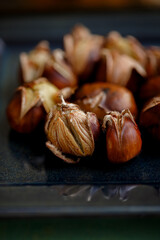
[0,0,160,14]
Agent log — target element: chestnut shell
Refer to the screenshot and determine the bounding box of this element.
[7,90,45,133]
[74,82,138,121]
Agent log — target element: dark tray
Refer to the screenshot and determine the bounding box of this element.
[0,11,160,217]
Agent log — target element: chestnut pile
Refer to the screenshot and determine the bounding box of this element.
[6,24,160,164]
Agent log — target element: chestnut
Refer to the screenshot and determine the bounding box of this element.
[63,24,104,83]
[45,96,100,163]
[7,89,45,134]
[95,49,146,93]
[6,78,59,133]
[104,31,147,66]
[145,47,160,78]
[102,109,142,163]
[20,41,51,83]
[140,76,160,101]
[140,96,160,140]
[42,49,78,89]
[74,82,138,121]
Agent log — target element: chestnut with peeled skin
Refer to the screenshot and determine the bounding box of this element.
[140,96,160,140]
[42,49,78,89]
[102,109,142,163]
[64,24,104,82]
[7,78,59,133]
[74,82,138,121]
[45,96,100,163]
[96,49,146,93]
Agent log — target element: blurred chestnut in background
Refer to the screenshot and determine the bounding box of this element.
[102,109,142,163]
[63,24,104,83]
[42,49,78,89]
[7,78,59,133]
[140,96,160,140]
[96,49,146,93]
[74,82,138,121]
[20,41,51,83]
[104,31,147,67]
[140,76,160,101]
[145,47,160,78]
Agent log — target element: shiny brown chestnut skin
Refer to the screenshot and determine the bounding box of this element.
[140,76,160,101]
[42,49,78,89]
[103,110,142,163]
[6,90,45,133]
[140,96,160,140]
[42,63,77,89]
[145,47,160,78]
[6,78,59,133]
[74,82,138,121]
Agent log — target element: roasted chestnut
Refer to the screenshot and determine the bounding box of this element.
[63,24,104,82]
[42,49,78,89]
[45,96,100,163]
[7,78,59,133]
[140,96,160,140]
[104,31,147,66]
[102,109,142,163]
[20,41,51,83]
[96,49,146,93]
[145,47,160,78]
[74,82,138,121]
[140,76,160,101]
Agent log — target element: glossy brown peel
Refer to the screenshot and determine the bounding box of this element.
[74,82,138,121]
[7,78,59,133]
[103,109,142,163]
[140,96,160,140]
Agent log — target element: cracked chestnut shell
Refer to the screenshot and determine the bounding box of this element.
[140,96,160,140]
[104,31,147,66]
[45,96,100,163]
[96,49,146,93]
[20,41,51,83]
[42,49,78,89]
[74,82,138,121]
[102,109,142,163]
[64,24,104,82]
[7,78,59,133]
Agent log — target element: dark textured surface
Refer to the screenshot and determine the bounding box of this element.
[1,217,160,240]
[0,12,160,186]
